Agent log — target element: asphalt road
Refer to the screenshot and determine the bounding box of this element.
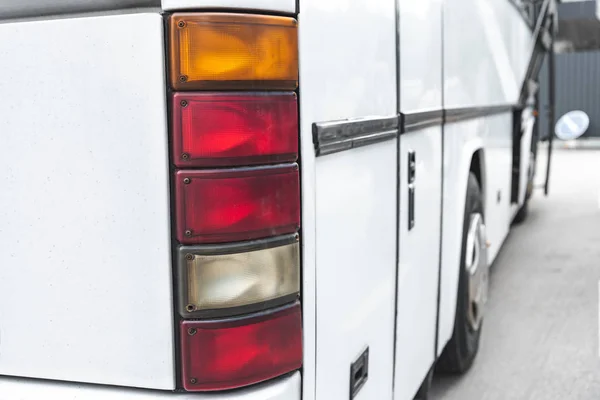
[431,149,600,400]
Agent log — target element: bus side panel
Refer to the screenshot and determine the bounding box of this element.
[482,114,513,263]
[0,14,175,390]
[0,0,159,20]
[0,372,301,400]
[394,0,443,398]
[440,0,534,354]
[438,114,512,356]
[444,0,531,108]
[438,121,484,356]
[394,128,442,400]
[297,0,397,398]
[314,143,397,399]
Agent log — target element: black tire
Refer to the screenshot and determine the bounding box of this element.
[513,200,529,224]
[436,173,483,373]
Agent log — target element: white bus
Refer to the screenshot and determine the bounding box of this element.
[0,0,556,399]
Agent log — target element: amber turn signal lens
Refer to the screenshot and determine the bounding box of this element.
[169,13,298,90]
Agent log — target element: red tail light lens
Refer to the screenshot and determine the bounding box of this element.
[172,93,298,167]
[180,302,302,391]
[175,164,300,244]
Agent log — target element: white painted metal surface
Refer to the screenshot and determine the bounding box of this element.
[162,0,295,14]
[438,0,533,356]
[395,0,443,396]
[0,14,174,389]
[399,0,442,112]
[315,143,397,400]
[0,372,301,400]
[438,113,513,356]
[444,0,532,108]
[481,114,513,263]
[297,0,397,398]
[0,0,159,19]
[438,119,483,356]
[394,128,442,400]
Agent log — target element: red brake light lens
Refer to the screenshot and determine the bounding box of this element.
[172,93,298,167]
[175,164,300,244]
[180,302,302,391]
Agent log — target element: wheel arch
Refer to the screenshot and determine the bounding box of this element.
[437,139,486,358]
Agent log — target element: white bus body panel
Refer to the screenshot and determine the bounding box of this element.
[481,114,513,263]
[444,0,532,108]
[0,14,175,390]
[399,0,443,111]
[314,144,397,400]
[0,0,159,19]
[297,0,397,398]
[439,120,483,357]
[394,0,443,398]
[438,0,534,355]
[394,128,442,400]
[162,0,294,13]
[0,372,301,400]
[438,114,513,357]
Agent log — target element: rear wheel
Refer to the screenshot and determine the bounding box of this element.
[514,150,535,224]
[437,173,488,373]
[513,200,529,224]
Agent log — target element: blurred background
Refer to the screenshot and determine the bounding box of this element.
[538,0,600,142]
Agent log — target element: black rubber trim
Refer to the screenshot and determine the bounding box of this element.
[313,115,399,156]
[444,104,516,124]
[518,0,555,105]
[314,104,520,155]
[179,233,298,256]
[402,110,444,133]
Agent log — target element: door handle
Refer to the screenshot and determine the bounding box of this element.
[408,150,415,231]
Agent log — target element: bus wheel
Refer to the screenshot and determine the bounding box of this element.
[437,172,488,373]
[513,198,529,223]
[514,151,534,224]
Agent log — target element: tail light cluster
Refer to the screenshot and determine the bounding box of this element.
[167,12,302,392]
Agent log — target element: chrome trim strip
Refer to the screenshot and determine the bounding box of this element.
[313,115,399,156]
[313,104,519,155]
[402,110,444,133]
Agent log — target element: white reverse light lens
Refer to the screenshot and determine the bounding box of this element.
[180,239,299,316]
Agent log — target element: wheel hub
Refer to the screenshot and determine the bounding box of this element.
[465,213,488,332]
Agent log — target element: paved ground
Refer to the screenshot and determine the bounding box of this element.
[431,149,600,400]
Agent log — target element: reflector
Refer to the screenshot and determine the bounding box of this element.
[177,235,300,318]
[180,302,302,391]
[169,13,298,90]
[175,164,300,244]
[172,93,298,167]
